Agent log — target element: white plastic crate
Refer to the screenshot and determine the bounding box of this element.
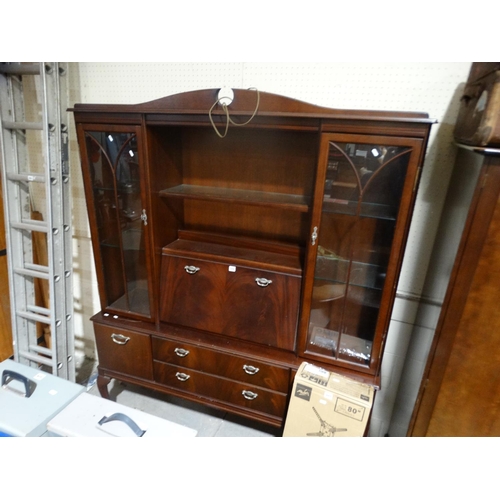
[46,392,198,437]
[0,359,85,437]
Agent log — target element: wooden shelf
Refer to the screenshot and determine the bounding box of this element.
[160,184,311,212]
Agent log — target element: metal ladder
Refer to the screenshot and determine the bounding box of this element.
[0,62,75,381]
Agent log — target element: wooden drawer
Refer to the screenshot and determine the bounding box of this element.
[159,254,300,351]
[94,323,153,381]
[152,336,290,393]
[153,360,288,418]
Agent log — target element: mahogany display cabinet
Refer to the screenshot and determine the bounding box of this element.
[72,89,433,428]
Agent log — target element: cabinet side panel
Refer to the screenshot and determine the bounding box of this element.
[146,126,185,324]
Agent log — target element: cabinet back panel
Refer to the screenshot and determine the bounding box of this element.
[183,199,310,244]
[180,127,317,196]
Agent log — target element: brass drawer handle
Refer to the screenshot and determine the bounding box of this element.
[175,372,190,382]
[255,277,272,287]
[111,333,130,345]
[242,390,258,400]
[243,364,260,375]
[184,265,200,274]
[174,347,190,357]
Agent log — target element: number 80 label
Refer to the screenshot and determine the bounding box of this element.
[334,398,365,421]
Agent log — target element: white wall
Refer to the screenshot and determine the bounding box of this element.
[68,62,472,436]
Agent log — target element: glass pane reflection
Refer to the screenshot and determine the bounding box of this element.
[85,131,150,317]
[307,141,411,366]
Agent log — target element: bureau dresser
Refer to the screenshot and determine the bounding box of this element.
[73,89,433,428]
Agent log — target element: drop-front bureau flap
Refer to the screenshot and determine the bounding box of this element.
[159,236,301,352]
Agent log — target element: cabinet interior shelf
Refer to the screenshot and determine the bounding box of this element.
[94,184,140,195]
[160,184,311,212]
[322,197,397,220]
[315,257,387,291]
[312,282,383,306]
[100,228,145,251]
[109,286,150,316]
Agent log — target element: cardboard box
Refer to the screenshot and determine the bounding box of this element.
[283,362,374,437]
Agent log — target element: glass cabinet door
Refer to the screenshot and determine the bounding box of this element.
[80,126,151,318]
[303,134,422,371]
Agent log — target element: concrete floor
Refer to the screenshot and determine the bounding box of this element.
[76,356,281,437]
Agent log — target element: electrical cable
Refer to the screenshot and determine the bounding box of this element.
[209,87,260,138]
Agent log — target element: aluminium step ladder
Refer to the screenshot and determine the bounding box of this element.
[0,62,75,380]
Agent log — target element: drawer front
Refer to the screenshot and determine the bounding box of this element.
[153,361,287,418]
[94,323,153,381]
[159,254,300,351]
[152,337,290,393]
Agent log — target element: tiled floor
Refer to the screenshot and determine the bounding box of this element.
[76,356,281,437]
